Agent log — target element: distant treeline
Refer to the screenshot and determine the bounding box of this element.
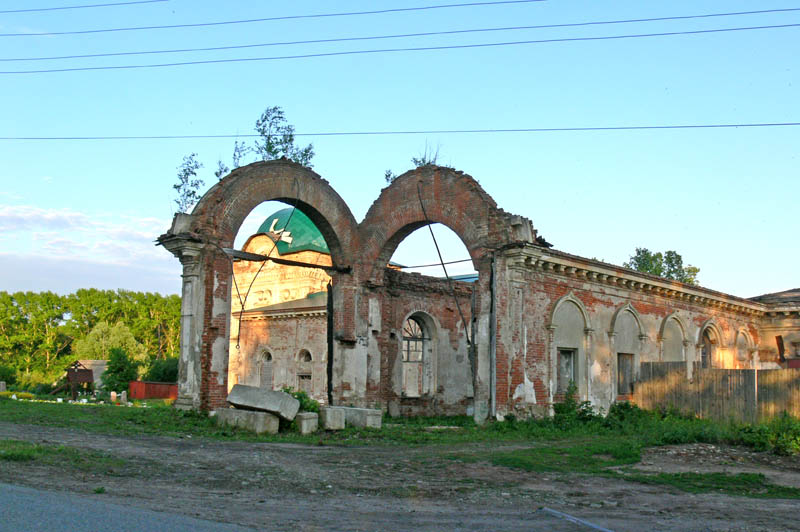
[0,289,180,387]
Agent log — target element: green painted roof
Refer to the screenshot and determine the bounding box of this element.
[256,208,329,255]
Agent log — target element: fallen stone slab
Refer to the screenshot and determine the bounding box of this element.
[215,408,279,435]
[296,412,318,435]
[319,406,345,430]
[226,384,299,421]
[339,406,382,429]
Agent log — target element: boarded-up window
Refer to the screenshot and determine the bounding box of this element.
[298,374,312,394]
[618,353,634,396]
[557,349,577,394]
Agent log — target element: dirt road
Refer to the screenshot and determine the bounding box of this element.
[1,422,797,531]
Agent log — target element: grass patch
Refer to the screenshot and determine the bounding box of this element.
[486,437,642,474]
[0,439,129,474]
[616,471,800,499]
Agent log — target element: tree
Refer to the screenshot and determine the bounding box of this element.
[73,321,147,366]
[624,248,700,285]
[253,106,314,166]
[173,153,204,214]
[102,347,139,393]
[173,106,313,213]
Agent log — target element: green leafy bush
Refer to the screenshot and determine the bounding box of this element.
[0,364,16,385]
[553,382,598,428]
[144,357,178,383]
[101,348,139,393]
[282,387,320,413]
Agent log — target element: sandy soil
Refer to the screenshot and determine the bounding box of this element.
[1,422,798,531]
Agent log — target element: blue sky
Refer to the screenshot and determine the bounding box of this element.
[0,0,797,298]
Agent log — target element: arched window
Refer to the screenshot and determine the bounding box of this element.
[699,322,721,369]
[403,318,426,362]
[299,349,312,363]
[402,316,429,397]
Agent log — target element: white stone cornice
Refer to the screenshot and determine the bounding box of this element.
[509,244,769,317]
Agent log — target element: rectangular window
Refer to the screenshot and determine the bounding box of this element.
[617,353,634,396]
[557,349,577,394]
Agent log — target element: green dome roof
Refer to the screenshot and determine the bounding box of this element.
[256,208,329,255]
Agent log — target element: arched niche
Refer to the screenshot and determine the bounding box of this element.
[609,303,645,399]
[659,313,688,362]
[735,329,754,365]
[696,319,723,369]
[547,293,592,400]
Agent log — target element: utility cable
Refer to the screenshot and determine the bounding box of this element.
[400,258,475,269]
[2,22,797,74]
[0,1,545,37]
[0,0,167,14]
[3,122,800,141]
[5,7,799,62]
[416,182,472,346]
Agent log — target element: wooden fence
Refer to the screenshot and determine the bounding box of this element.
[633,362,800,423]
[128,381,178,400]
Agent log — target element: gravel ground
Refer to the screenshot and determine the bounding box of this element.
[1,422,798,531]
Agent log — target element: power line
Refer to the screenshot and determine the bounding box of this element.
[0,0,167,14]
[4,7,799,62]
[3,122,800,141]
[2,22,797,74]
[0,0,545,37]
[401,258,475,269]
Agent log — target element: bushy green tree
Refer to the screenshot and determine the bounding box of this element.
[72,321,147,366]
[144,357,179,383]
[624,248,700,285]
[102,347,139,393]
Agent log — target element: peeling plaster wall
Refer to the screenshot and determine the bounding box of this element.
[497,245,770,415]
[377,270,475,416]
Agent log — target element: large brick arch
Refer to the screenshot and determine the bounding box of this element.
[160,160,359,411]
[190,159,358,268]
[358,165,521,283]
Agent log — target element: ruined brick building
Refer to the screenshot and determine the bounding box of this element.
[159,160,799,420]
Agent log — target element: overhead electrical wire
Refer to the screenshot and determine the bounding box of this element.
[0,0,546,37]
[4,7,799,62]
[3,122,800,141]
[0,0,167,14]
[2,22,797,74]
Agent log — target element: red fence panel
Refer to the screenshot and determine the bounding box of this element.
[128,381,178,400]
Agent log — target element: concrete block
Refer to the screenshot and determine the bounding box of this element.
[340,406,382,429]
[226,384,299,421]
[296,412,318,434]
[216,408,279,435]
[319,407,345,430]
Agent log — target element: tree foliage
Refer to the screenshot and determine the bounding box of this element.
[72,321,147,365]
[102,347,139,393]
[0,289,180,388]
[385,142,443,183]
[624,248,700,285]
[173,106,313,213]
[144,357,179,383]
[173,153,204,214]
